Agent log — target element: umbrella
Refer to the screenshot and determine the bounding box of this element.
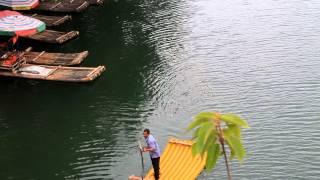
[0,0,39,10]
[0,10,46,37]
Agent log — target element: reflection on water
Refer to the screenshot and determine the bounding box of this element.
[1,0,320,179]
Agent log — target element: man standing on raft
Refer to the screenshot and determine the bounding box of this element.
[143,129,161,180]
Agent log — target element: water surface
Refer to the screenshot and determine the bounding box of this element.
[1,0,320,179]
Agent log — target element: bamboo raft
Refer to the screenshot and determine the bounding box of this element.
[0,48,88,66]
[0,64,105,82]
[25,30,79,44]
[143,138,206,180]
[24,50,88,66]
[35,0,89,13]
[25,14,72,27]
[0,50,104,82]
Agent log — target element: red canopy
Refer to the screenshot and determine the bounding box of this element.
[0,10,21,19]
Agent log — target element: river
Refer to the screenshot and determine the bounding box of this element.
[0,0,320,179]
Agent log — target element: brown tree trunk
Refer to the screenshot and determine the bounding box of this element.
[217,123,232,180]
[221,141,232,180]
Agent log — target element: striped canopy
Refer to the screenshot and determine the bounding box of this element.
[0,10,46,36]
[0,0,39,10]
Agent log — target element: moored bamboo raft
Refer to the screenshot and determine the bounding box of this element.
[25,14,72,27]
[35,0,89,13]
[0,64,105,82]
[0,48,88,66]
[24,50,88,66]
[25,30,79,44]
[86,0,104,5]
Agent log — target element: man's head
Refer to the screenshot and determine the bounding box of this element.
[143,129,150,138]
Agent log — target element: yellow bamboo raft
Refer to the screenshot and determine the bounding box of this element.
[144,138,206,180]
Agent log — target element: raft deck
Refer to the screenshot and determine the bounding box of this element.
[25,30,79,44]
[25,14,72,27]
[0,64,105,82]
[35,0,89,13]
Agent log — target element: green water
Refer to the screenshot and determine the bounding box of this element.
[1,0,320,179]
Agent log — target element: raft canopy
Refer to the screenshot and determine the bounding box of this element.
[0,10,45,36]
[144,138,206,180]
[0,0,39,10]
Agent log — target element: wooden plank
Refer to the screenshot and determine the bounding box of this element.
[25,14,72,27]
[28,51,45,62]
[35,0,89,13]
[26,30,79,44]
